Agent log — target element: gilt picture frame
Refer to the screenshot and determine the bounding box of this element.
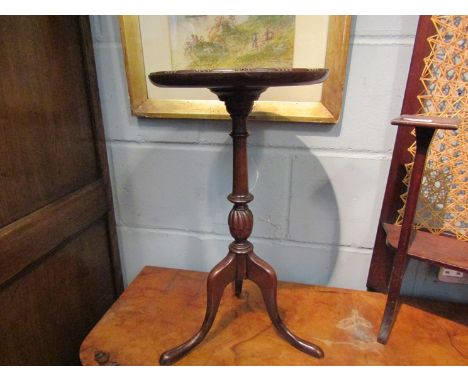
[119,15,351,123]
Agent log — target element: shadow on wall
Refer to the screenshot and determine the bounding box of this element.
[115,115,342,288]
[205,122,341,286]
[110,17,369,289]
[196,34,358,285]
[114,43,354,288]
[195,32,357,286]
[100,15,468,302]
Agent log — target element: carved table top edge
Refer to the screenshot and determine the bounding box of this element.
[148,68,329,89]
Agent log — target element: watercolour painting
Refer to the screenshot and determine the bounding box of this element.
[168,15,296,70]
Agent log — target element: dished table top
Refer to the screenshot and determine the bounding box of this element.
[148,68,329,89]
[80,266,468,366]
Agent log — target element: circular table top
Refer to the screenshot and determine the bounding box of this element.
[149,68,329,89]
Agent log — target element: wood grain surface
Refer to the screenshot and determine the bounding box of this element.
[0,181,107,287]
[383,223,468,272]
[1,219,115,365]
[80,266,468,366]
[391,115,460,130]
[0,16,100,228]
[0,16,122,365]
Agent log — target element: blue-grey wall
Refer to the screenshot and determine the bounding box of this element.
[90,16,467,302]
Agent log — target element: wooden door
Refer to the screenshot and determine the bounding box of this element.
[0,16,123,365]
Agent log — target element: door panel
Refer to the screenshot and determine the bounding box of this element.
[0,16,99,227]
[0,219,115,365]
[0,181,107,287]
[0,16,122,365]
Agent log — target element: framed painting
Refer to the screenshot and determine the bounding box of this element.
[119,15,351,123]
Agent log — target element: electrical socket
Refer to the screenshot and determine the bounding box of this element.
[438,267,468,284]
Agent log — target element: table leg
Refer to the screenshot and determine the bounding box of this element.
[247,252,324,358]
[234,251,246,297]
[159,252,236,365]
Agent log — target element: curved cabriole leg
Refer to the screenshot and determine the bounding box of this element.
[159,253,237,365]
[246,252,324,358]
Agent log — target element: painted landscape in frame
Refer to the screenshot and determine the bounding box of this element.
[168,15,296,70]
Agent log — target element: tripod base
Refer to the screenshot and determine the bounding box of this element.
[159,250,324,365]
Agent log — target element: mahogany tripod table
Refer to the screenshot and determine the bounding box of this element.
[149,68,329,365]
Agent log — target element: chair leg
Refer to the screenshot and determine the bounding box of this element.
[378,289,401,344]
[377,255,407,344]
[377,125,435,344]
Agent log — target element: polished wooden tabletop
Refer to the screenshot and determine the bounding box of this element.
[392,114,461,130]
[80,266,468,366]
[149,68,329,88]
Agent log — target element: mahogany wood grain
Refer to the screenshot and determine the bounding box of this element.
[0,181,107,287]
[0,16,122,365]
[383,223,468,272]
[80,266,468,366]
[1,220,115,365]
[0,16,100,228]
[367,16,437,292]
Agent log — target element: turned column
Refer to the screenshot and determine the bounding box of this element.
[217,88,265,297]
